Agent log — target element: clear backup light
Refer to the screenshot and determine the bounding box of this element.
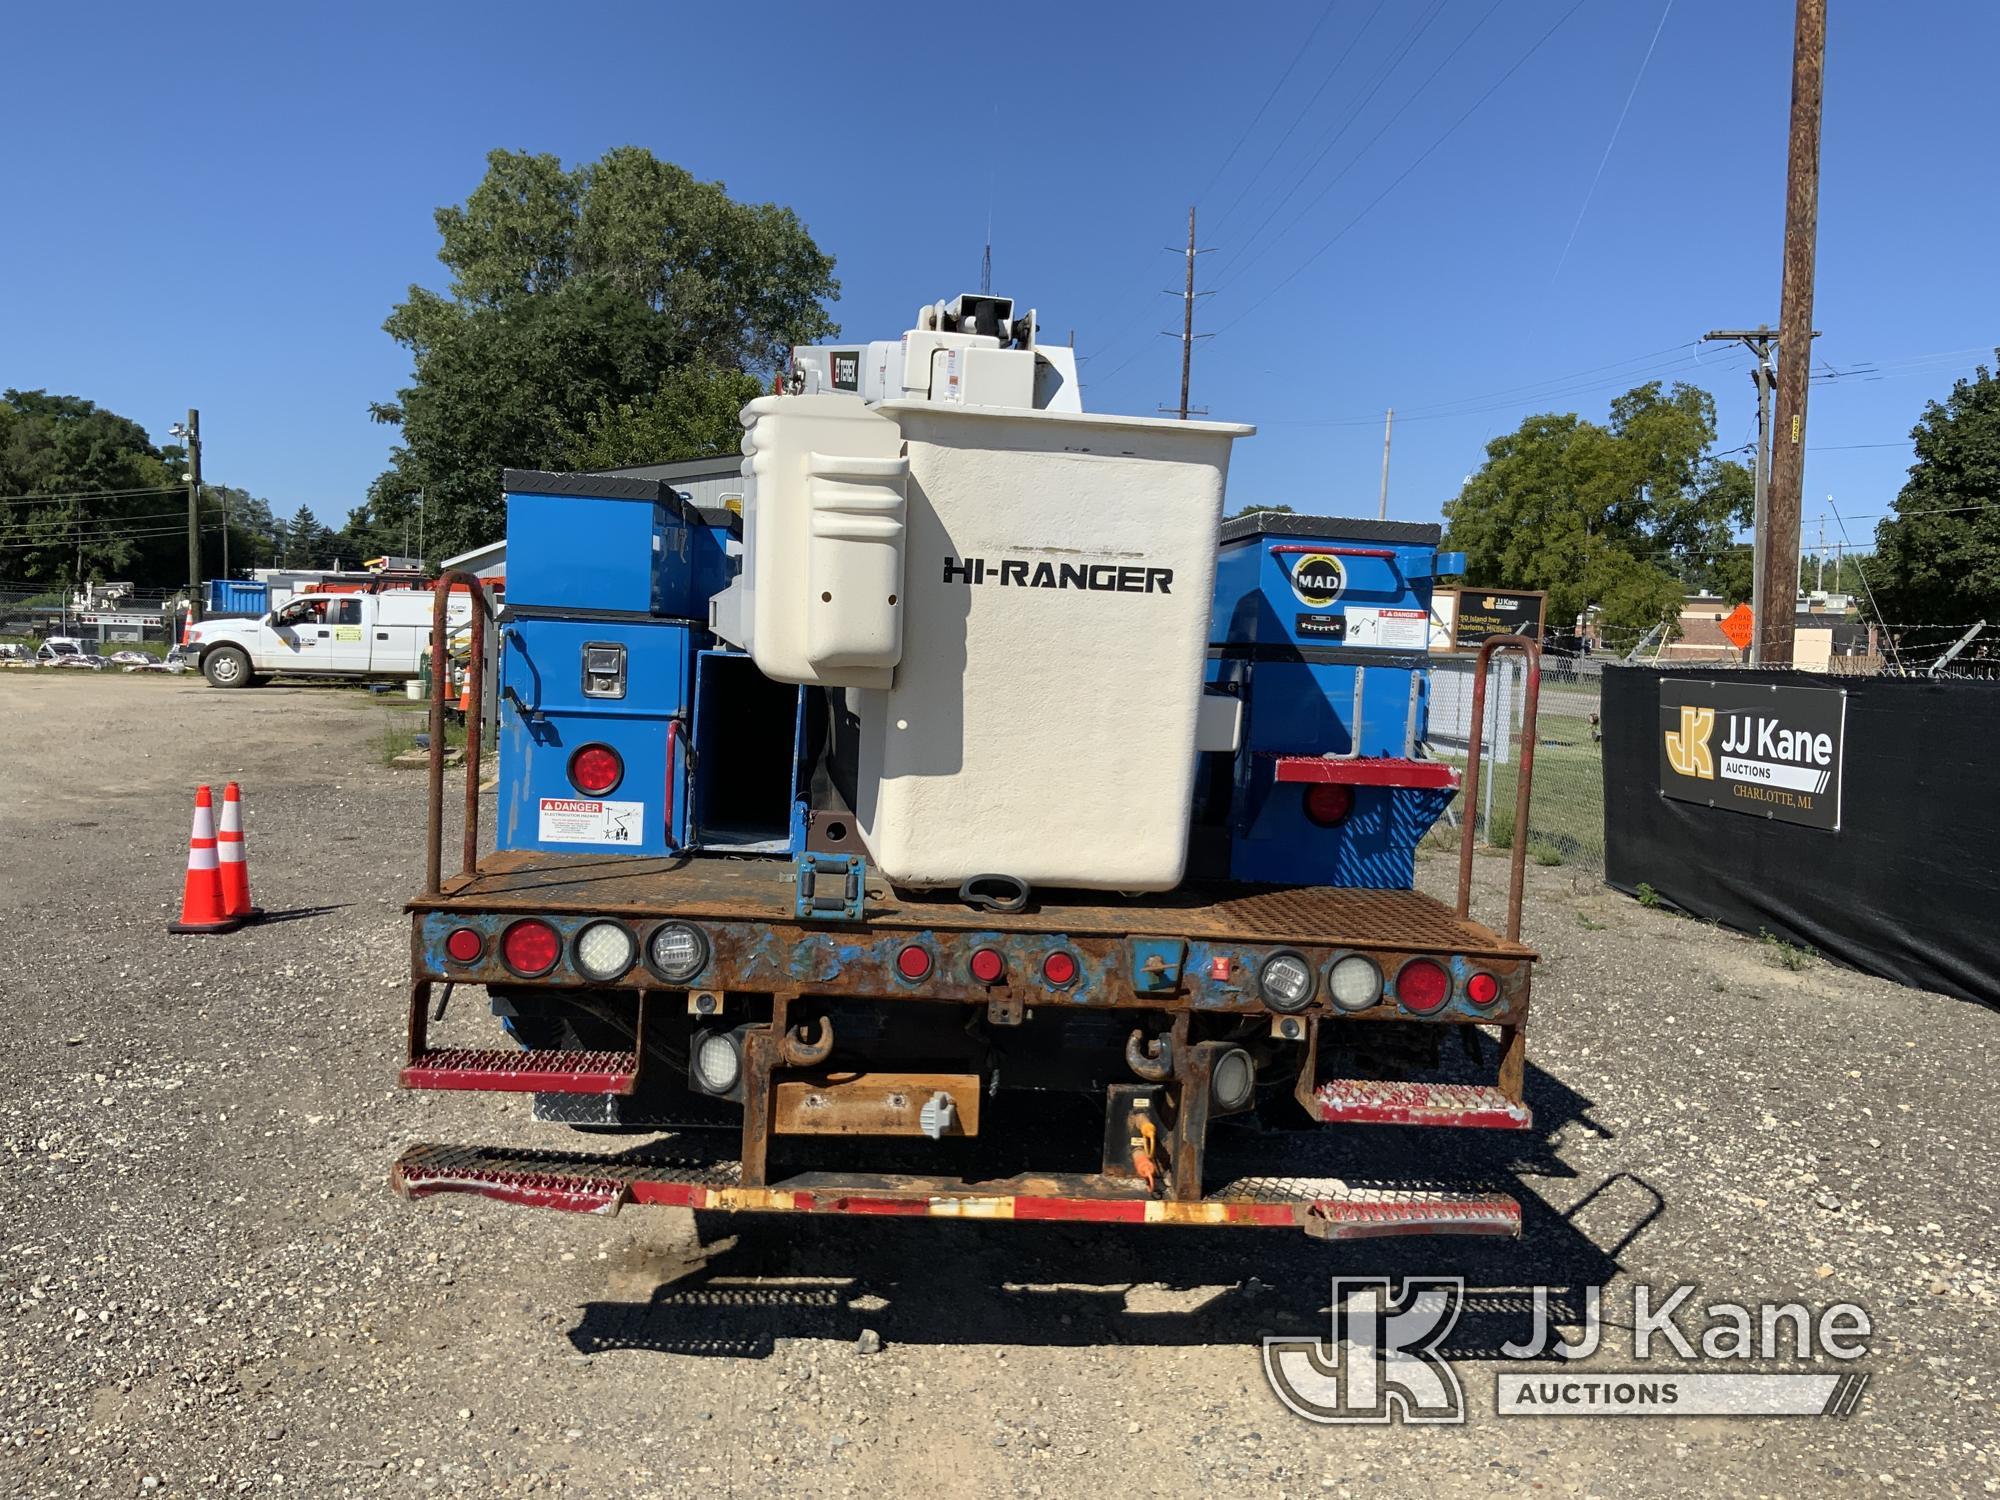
[1328,953,1384,1011]
[573,920,637,982]
[689,1028,742,1096]
[1210,1047,1256,1112]
[647,922,710,983]
[1258,950,1316,1012]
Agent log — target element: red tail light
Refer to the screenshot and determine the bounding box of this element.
[1304,783,1354,827]
[969,948,1005,984]
[500,918,562,977]
[568,744,623,796]
[895,945,932,981]
[1396,957,1451,1015]
[1042,951,1079,988]
[1466,971,1500,1006]
[444,926,484,964]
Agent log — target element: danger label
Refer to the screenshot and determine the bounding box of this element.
[1343,607,1429,649]
[537,797,644,845]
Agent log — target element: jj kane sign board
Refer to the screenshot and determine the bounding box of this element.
[1658,679,1847,830]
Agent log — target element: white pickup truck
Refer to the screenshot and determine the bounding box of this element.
[186,588,472,688]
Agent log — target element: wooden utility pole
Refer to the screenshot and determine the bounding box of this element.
[1762,0,1826,666]
[1376,408,1394,520]
[1160,208,1213,420]
[182,408,203,623]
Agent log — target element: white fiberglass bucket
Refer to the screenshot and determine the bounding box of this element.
[844,401,1252,891]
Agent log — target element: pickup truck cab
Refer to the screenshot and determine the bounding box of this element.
[188,588,472,688]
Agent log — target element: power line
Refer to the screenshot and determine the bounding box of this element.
[1192,1,1344,215]
[1214,0,1495,291]
[0,484,188,508]
[1550,0,1675,287]
[1213,0,1593,339]
[1205,0,1396,238]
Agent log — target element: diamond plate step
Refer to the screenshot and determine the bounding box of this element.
[1311,1079,1532,1130]
[400,1048,639,1096]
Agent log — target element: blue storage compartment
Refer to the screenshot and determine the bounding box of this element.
[1199,514,1464,889]
[496,616,694,857]
[503,469,739,620]
[205,579,270,617]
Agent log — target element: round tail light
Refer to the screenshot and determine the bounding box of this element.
[690,1028,743,1096]
[1327,953,1384,1011]
[1041,951,1079,988]
[574,920,637,981]
[646,922,710,983]
[1210,1047,1256,1111]
[1304,783,1354,827]
[896,945,932,981]
[568,744,624,796]
[1396,957,1451,1015]
[1466,971,1501,1006]
[1258,951,1316,1012]
[500,918,562,978]
[444,926,484,964]
[969,948,1005,984]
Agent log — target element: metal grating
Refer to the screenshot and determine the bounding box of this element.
[400,1048,639,1096]
[1311,1079,1533,1130]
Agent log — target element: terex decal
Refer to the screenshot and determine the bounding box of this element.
[1288,553,1346,607]
[1658,679,1847,830]
[942,557,1173,594]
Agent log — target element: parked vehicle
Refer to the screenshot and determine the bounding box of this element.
[393,292,1541,1243]
[185,588,473,687]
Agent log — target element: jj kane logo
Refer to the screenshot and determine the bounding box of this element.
[1288,552,1346,607]
[1657,680,1847,830]
[942,556,1173,593]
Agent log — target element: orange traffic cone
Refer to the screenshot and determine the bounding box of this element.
[217,781,262,922]
[168,785,243,935]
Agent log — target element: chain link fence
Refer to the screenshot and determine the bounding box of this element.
[1428,654,1604,872]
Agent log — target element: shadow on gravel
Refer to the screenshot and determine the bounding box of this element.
[249,903,351,925]
[563,1053,1664,1362]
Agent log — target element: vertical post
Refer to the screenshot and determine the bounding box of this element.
[1178,206,1197,421]
[1750,357,1773,662]
[184,408,203,623]
[1762,0,1826,666]
[1376,408,1394,520]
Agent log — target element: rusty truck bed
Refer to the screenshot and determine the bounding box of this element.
[410,849,1535,961]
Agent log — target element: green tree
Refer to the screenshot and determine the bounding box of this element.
[371,147,839,558]
[1866,359,2000,625]
[1225,502,1297,521]
[566,365,764,472]
[1442,382,1754,636]
[0,390,180,587]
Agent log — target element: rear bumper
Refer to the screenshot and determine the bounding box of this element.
[391,1141,1522,1241]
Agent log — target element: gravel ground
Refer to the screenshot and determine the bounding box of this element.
[2,671,1995,1499]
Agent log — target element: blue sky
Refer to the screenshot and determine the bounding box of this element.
[6,0,1995,553]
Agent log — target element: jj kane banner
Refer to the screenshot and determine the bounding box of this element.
[1658,679,1848,831]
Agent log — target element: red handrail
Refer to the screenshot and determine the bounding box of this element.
[1454,633,1542,943]
[424,571,499,896]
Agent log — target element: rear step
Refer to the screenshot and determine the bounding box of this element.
[390,1142,1522,1240]
[1312,1079,1531,1130]
[400,1048,639,1096]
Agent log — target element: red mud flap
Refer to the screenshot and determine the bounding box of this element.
[400,1048,639,1096]
[1312,1079,1532,1131]
[390,1143,1522,1240]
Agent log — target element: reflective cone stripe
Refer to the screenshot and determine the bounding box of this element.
[168,785,240,934]
[217,781,259,921]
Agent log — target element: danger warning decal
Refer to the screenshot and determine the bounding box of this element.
[538,797,645,845]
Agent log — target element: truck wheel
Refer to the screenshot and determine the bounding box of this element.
[202,647,253,688]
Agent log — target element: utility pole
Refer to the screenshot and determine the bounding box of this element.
[1763,0,1827,666]
[1703,327,1777,663]
[1160,207,1213,420]
[1376,409,1394,520]
[173,408,204,622]
[1815,512,1826,593]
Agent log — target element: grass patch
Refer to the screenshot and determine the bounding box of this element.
[1759,928,1817,972]
[1435,731,1603,864]
[380,709,464,766]
[1531,843,1565,867]
[1635,881,1663,908]
[1576,912,1607,931]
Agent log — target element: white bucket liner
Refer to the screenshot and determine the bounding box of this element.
[844,401,1251,890]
